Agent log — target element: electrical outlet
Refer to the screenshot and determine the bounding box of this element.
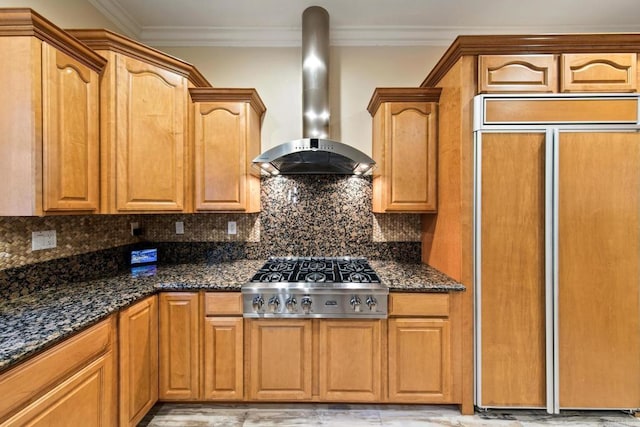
[227,221,237,235]
[32,230,56,251]
[175,221,184,235]
[130,222,139,236]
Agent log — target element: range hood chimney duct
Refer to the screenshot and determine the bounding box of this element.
[253,6,375,176]
[302,6,330,139]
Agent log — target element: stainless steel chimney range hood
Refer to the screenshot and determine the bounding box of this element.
[253,6,375,176]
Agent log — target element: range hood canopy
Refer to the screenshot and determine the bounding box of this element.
[253,6,375,176]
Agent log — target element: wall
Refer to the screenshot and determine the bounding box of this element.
[159,45,447,155]
[0,0,118,30]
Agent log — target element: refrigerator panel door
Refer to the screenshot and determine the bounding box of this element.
[557,131,640,409]
[478,132,548,408]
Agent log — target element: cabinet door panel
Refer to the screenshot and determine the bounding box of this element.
[561,53,637,92]
[116,56,186,211]
[479,54,558,93]
[42,44,100,212]
[319,320,382,402]
[480,132,547,407]
[119,296,158,426]
[387,102,437,211]
[3,352,115,427]
[558,132,640,408]
[159,293,199,400]
[248,319,312,400]
[388,318,451,402]
[203,317,243,400]
[194,102,246,210]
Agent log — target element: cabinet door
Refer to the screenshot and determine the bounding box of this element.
[318,320,383,402]
[42,43,100,212]
[479,132,548,408]
[479,54,558,93]
[119,295,158,426]
[247,319,312,400]
[561,53,637,92]
[159,293,200,400]
[374,102,437,212]
[203,317,243,400]
[115,55,187,211]
[388,318,451,402]
[557,132,640,408]
[194,102,248,211]
[2,351,115,427]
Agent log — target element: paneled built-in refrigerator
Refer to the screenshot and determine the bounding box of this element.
[474,94,640,413]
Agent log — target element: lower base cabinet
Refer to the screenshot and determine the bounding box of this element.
[0,317,117,426]
[387,293,453,403]
[319,320,384,402]
[159,292,200,401]
[119,295,159,426]
[246,319,313,400]
[202,293,245,401]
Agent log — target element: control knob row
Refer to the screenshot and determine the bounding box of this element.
[350,295,378,312]
[252,295,309,313]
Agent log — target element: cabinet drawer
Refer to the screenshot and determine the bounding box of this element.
[389,293,449,317]
[479,55,558,93]
[0,317,114,421]
[561,53,637,92]
[205,292,243,316]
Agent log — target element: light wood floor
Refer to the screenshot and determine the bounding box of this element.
[138,403,640,426]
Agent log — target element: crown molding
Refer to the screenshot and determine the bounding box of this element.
[87,0,640,47]
[87,0,141,39]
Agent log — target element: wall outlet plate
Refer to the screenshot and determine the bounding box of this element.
[227,221,237,235]
[175,221,184,235]
[32,230,56,251]
[130,222,139,236]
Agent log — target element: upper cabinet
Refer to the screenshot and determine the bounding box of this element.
[0,9,106,216]
[67,29,211,213]
[478,52,638,94]
[189,88,265,212]
[479,54,558,93]
[561,53,637,92]
[368,88,441,213]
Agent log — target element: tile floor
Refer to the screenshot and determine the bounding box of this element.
[138,403,640,426]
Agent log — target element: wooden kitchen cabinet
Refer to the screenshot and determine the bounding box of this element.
[368,88,441,213]
[119,295,158,426]
[561,53,637,92]
[202,293,244,400]
[0,9,105,216]
[387,293,453,403]
[246,319,313,400]
[68,29,210,213]
[0,317,117,425]
[478,54,558,93]
[318,320,384,402]
[190,88,265,212]
[159,292,200,400]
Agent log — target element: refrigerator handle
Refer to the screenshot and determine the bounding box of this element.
[552,128,561,414]
[545,129,555,414]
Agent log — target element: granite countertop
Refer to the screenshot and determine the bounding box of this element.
[0,260,463,373]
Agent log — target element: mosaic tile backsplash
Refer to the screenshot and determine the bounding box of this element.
[0,175,421,276]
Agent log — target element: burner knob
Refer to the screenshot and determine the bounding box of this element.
[268,296,280,313]
[252,295,264,312]
[301,296,312,314]
[366,296,377,311]
[350,296,362,312]
[286,297,297,312]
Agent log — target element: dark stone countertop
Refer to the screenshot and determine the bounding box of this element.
[0,260,463,373]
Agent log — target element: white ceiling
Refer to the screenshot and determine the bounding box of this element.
[88,0,640,47]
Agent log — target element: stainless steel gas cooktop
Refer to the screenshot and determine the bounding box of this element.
[242,257,388,319]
